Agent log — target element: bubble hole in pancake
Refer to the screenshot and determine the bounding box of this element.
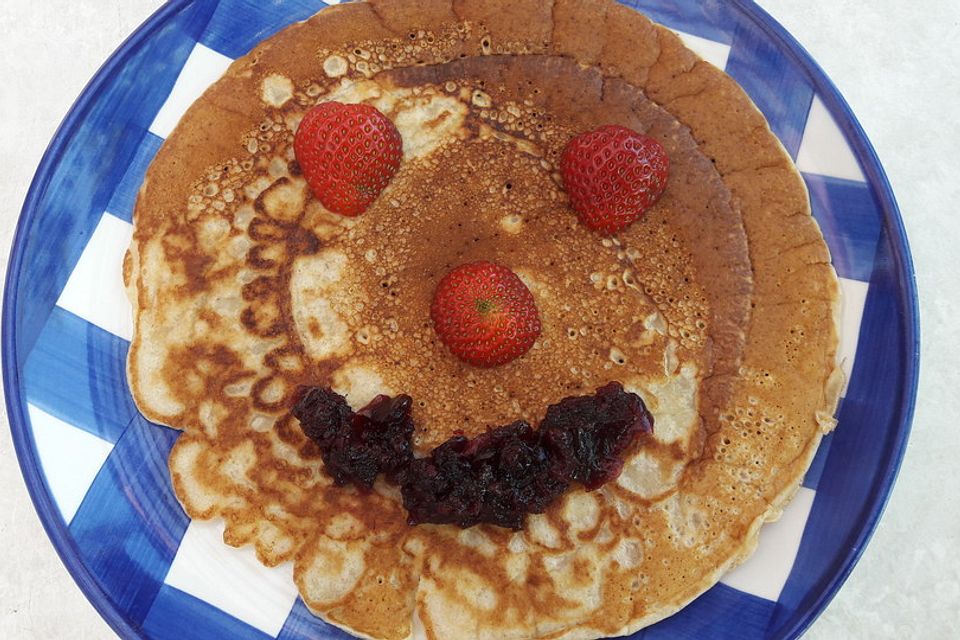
[124,1,842,639]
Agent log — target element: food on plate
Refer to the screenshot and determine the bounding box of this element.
[293,381,654,530]
[430,261,542,367]
[294,101,403,216]
[124,1,842,638]
[561,125,669,235]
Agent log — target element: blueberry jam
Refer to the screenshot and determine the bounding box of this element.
[292,382,653,529]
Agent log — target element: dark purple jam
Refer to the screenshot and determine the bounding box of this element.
[292,382,653,529]
[539,382,652,490]
[292,387,414,489]
[400,421,568,530]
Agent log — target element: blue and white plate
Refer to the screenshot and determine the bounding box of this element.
[2,1,919,638]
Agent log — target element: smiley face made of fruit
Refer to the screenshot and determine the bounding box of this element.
[294,101,669,366]
[291,101,669,529]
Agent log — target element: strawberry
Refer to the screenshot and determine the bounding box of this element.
[431,261,542,368]
[294,101,403,216]
[560,125,669,235]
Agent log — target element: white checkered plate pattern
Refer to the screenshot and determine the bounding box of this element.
[2,1,919,639]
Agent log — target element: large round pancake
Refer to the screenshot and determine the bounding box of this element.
[124,1,842,639]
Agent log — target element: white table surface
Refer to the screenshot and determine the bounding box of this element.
[1,1,958,638]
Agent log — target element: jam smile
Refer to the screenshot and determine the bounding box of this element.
[293,381,653,530]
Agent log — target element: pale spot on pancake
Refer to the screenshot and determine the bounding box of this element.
[500,213,523,234]
[452,569,497,611]
[249,519,294,562]
[372,477,402,501]
[261,73,294,107]
[214,293,245,323]
[332,363,394,408]
[411,609,428,640]
[259,177,307,223]
[645,311,668,335]
[664,338,680,375]
[304,201,355,241]
[609,346,627,366]
[291,251,353,360]
[477,123,544,158]
[562,491,600,536]
[223,440,256,490]
[507,533,528,554]
[657,494,708,549]
[587,523,609,547]
[197,401,219,438]
[198,215,230,252]
[609,491,634,521]
[471,89,492,108]
[355,60,375,78]
[223,378,253,397]
[244,175,274,201]
[300,299,349,356]
[617,450,683,499]
[235,269,256,284]
[325,79,467,160]
[256,376,286,404]
[402,535,426,558]
[258,243,285,264]
[299,536,369,605]
[268,156,290,180]
[323,54,348,78]
[631,363,699,446]
[539,547,603,622]
[324,513,365,540]
[505,553,529,583]
[527,514,562,549]
[612,538,644,570]
[457,528,497,558]
[326,78,387,108]
[227,235,251,259]
[233,204,255,230]
[284,112,304,136]
[393,93,468,159]
[249,413,273,432]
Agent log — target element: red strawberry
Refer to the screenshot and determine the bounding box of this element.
[431,261,542,368]
[560,125,669,235]
[294,101,402,216]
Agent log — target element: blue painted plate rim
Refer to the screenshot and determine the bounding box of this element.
[727,0,920,637]
[1,1,919,639]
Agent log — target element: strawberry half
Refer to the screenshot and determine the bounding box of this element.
[560,125,669,235]
[431,261,542,368]
[294,101,403,216]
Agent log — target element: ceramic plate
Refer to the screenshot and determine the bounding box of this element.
[3,1,919,638]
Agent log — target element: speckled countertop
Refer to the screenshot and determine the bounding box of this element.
[1,1,958,638]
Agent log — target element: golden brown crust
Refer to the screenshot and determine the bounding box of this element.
[126,1,841,638]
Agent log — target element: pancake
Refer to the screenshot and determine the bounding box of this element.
[124,1,842,638]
